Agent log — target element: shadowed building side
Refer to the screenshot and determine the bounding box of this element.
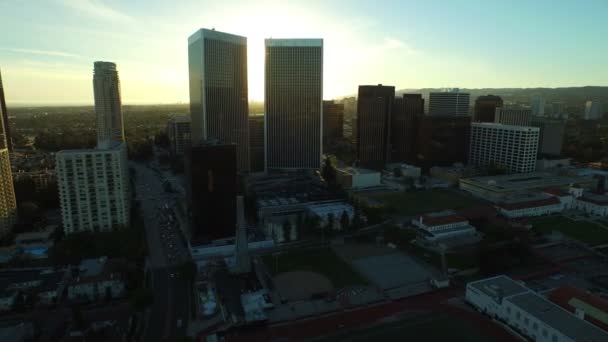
[392,93,424,163]
[356,84,394,170]
[188,29,250,173]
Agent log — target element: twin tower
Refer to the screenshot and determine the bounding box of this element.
[188,29,323,172]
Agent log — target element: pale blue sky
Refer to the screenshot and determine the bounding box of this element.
[0,0,606,104]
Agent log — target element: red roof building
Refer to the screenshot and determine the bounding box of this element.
[549,286,608,332]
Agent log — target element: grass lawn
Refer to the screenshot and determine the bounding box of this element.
[318,313,493,342]
[262,247,368,288]
[532,216,608,246]
[370,190,482,216]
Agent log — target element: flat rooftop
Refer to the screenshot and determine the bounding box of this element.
[467,275,529,299]
[461,172,593,192]
[508,292,608,342]
[338,167,379,176]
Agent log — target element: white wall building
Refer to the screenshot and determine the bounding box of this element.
[94,62,124,149]
[466,275,608,342]
[573,193,608,217]
[469,123,539,174]
[307,202,355,230]
[494,108,531,126]
[496,193,564,219]
[336,167,381,190]
[412,211,477,241]
[67,257,125,302]
[56,143,130,234]
[429,89,470,116]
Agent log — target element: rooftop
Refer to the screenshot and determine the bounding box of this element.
[579,192,608,205]
[508,292,608,342]
[418,210,468,226]
[337,167,379,176]
[461,172,593,193]
[467,275,529,300]
[497,193,561,210]
[549,285,608,331]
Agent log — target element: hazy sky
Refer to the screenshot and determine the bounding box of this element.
[1,0,607,105]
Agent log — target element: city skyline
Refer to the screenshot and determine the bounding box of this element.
[0,0,607,105]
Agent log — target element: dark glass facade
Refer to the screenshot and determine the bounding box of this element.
[249,114,265,173]
[265,40,323,171]
[416,115,471,169]
[186,143,237,243]
[473,95,503,122]
[323,100,344,147]
[391,94,424,163]
[356,85,394,170]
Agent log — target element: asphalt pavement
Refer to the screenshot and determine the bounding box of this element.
[132,160,192,341]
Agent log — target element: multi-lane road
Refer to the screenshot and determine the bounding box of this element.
[132,161,192,341]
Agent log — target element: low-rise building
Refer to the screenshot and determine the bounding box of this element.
[549,285,608,332]
[460,172,596,203]
[496,193,563,219]
[385,163,421,178]
[67,257,125,302]
[574,192,608,217]
[430,164,477,186]
[466,275,608,342]
[336,167,381,190]
[412,210,477,242]
[307,201,355,230]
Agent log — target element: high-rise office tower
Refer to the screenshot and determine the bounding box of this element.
[249,114,265,173]
[94,62,124,149]
[469,123,539,174]
[186,143,237,243]
[188,29,249,173]
[494,108,531,126]
[416,115,471,168]
[391,94,424,163]
[473,95,503,122]
[356,85,394,170]
[0,104,17,237]
[265,39,323,171]
[429,89,470,116]
[584,101,603,120]
[531,96,546,117]
[323,100,344,147]
[56,145,130,233]
[166,115,191,156]
[531,117,565,157]
[0,69,12,152]
[57,62,130,234]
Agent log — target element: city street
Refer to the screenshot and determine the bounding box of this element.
[131,160,192,341]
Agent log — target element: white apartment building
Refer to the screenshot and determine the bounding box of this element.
[466,275,608,342]
[469,123,539,174]
[429,89,470,116]
[56,143,130,234]
[494,108,531,126]
[166,115,191,155]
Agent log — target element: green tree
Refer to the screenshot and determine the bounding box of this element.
[393,167,403,178]
[322,155,338,188]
